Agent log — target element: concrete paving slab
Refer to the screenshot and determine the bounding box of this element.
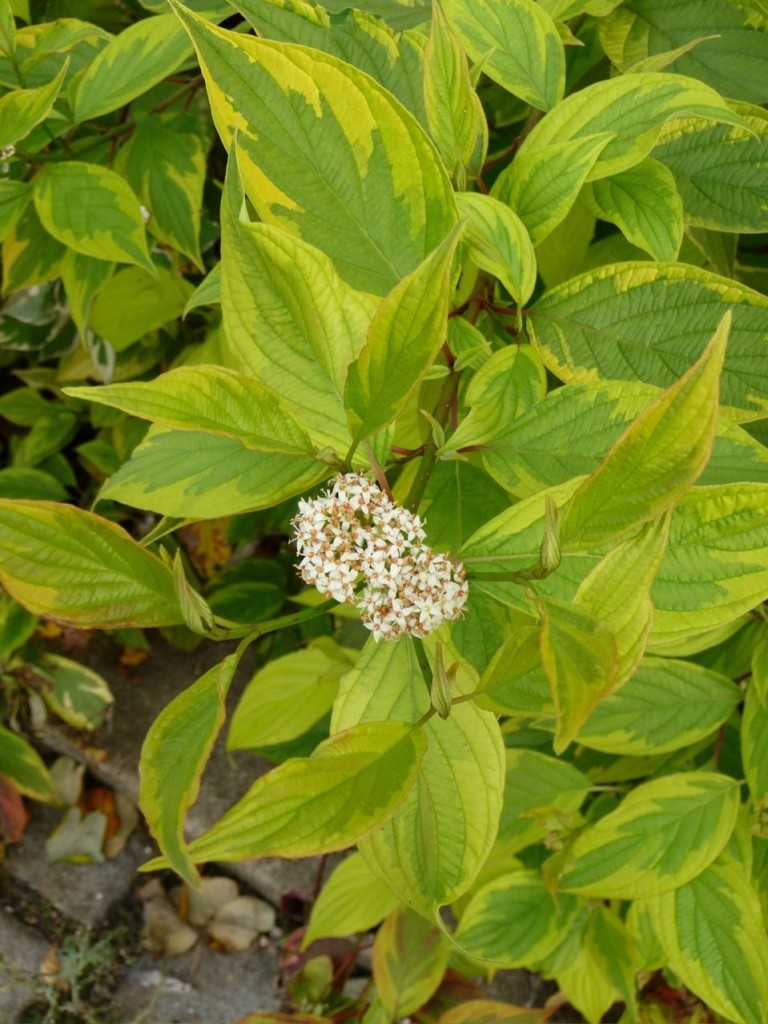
[35,637,329,907]
[4,806,153,929]
[486,968,552,1008]
[0,909,51,1022]
[104,942,281,1023]
[22,637,548,1018]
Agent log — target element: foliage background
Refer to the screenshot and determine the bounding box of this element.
[1,0,768,1020]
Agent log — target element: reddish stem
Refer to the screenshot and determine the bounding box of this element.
[363,442,393,499]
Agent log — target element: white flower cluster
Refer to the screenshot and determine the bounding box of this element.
[293,473,468,641]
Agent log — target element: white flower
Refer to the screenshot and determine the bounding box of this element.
[292,473,468,641]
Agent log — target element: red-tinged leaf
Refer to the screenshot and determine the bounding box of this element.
[436,999,549,1023]
[0,773,29,843]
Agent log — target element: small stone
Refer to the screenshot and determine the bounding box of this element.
[141,895,199,957]
[173,875,240,928]
[207,921,256,952]
[214,894,276,933]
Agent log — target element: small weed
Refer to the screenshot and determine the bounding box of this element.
[12,923,134,1024]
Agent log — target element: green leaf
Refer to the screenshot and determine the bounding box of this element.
[599,0,768,104]
[753,836,768,928]
[623,36,725,76]
[441,0,565,111]
[498,749,590,855]
[561,772,741,898]
[529,263,768,423]
[650,484,768,645]
[140,655,237,886]
[455,193,536,306]
[0,467,66,501]
[432,1001,548,1023]
[227,640,355,751]
[742,682,768,805]
[574,516,669,687]
[66,366,315,456]
[576,657,742,756]
[87,265,193,351]
[144,721,427,867]
[751,631,768,707]
[477,625,549,718]
[0,723,57,802]
[554,921,619,1024]
[482,379,768,499]
[2,203,63,295]
[373,905,450,1019]
[452,593,537,678]
[12,410,79,470]
[440,344,546,456]
[455,869,579,966]
[424,3,487,182]
[460,478,582,607]
[643,852,768,1024]
[582,158,683,261]
[626,900,665,973]
[0,2,16,56]
[208,580,284,627]
[535,198,596,290]
[60,251,115,340]
[0,61,67,149]
[521,71,743,182]
[0,181,31,243]
[33,162,154,273]
[583,905,640,1020]
[71,14,193,122]
[302,852,399,948]
[184,262,219,315]
[418,460,509,551]
[36,653,113,731]
[653,105,768,234]
[539,596,618,753]
[317,0,429,31]
[345,225,462,445]
[220,152,374,453]
[559,301,727,552]
[332,638,505,916]
[0,387,49,426]
[5,22,107,97]
[0,592,36,663]
[0,499,183,628]
[687,226,737,276]
[492,133,614,247]
[115,114,207,267]
[172,1,457,295]
[233,0,427,124]
[99,427,328,519]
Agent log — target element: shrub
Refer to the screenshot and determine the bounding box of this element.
[1,0,768,1019]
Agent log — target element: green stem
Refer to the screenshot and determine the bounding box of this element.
[414,706,437,728]
[468,566,552,585]
[403,370,460,513]
[156,76,204,113]
[24,76,204,165]
[229,597,338,649]
[451,691,479,706]
[343,436,360,471]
